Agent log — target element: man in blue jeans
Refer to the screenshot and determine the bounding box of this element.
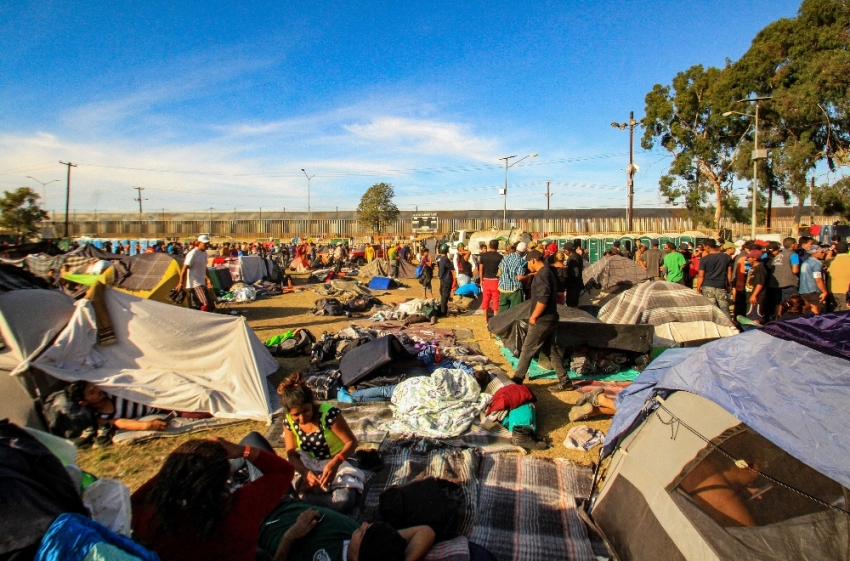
[695,239,732,319]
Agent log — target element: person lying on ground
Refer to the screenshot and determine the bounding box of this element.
[777,294,812,320]
[68,380,167,432]
[261,504,435,561]
[131,436,295,561]
[567,388,618,422]
[279,376,361,513]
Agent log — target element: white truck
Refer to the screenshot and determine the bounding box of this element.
[448,228,531,255]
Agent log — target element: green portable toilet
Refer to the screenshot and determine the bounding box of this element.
[602,235,618,255]
[618,235,636,257]
[659,234,677,249]
[639,233,660,250]
[572,236,587,252]
[677,231,698,248]
[588,236,604,264]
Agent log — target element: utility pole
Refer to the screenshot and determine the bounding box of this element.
[545,181,552,211]
[59,161,77,238]
[611,113,639,232]
[810,176,815,225]
[302,169,316,235]
[133,187,146,235]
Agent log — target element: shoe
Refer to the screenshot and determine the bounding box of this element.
[548,381,576,394]
[511,426,549,451]
[569,403,594,423]
[510,376,525,385]
[92,424,114,448]
[430,316,437,325]
[73,426,97,448]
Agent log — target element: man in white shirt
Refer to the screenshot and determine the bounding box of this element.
[176,234,215,311]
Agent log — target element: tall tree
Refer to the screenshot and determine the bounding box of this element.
[0,188,49,243]
[356,183,399,235]
[729,0,850,222]
[815,176,850,221]
[642,65,746,227]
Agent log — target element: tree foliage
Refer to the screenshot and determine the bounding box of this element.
[815,176,850,220]
[356,183,399,234]
[645,0,850,225]
[0,187,48,242]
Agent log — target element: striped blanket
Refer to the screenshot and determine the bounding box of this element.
[470,455,596,561]
[597,280,736,327]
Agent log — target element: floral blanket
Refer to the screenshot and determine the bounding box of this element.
[383,368,492,438]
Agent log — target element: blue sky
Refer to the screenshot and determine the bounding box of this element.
[0,1,802,216]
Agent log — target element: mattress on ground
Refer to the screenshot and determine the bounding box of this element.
[339,335,407,386]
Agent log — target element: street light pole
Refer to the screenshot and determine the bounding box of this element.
[734,97,771,239]
[498,153,537,229]
[26,176,59,208]
[302,169,316,236]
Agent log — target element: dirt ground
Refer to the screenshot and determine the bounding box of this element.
[77,274,613,491]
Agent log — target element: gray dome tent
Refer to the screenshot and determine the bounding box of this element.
[588,312,850,560]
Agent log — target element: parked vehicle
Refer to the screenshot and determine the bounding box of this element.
[348,243,386,266]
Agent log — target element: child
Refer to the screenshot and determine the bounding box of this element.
[278,375,363,513]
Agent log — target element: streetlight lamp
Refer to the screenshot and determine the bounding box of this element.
[301,169,316,236]
[499,153,537,229]
[611,112,641,231]
[723,96,770,239]
[26,176,59,207]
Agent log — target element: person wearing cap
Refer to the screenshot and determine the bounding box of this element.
[436,243,453,321]
[638,240,663,280]
[176,234,215,312]
[743,248,768,324]
[478,239,503,325]
[662,242,687,285]
[498,242,529,313]
[695,239,732,318]
[260,505,435,561]
[563,242,584,307]
[765,238,800,318]
[509,250,575,393]
[799,245,829,313]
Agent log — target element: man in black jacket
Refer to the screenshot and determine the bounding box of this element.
[510,251,576,393]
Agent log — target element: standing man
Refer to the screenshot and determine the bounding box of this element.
[478,239,503,326]
[563,242,584,307]
[662,242,687,285]
[176,234,215,312]
[497,243,527,313]
[509,251,575,393]
[744,249,768,324]
[436,244,453,322]
[765,239,800,317]
[638,240,663,280]
[695,239,732,318]
[799,245,829,313]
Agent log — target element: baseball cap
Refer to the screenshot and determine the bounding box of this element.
[359,522,407,561]
[612,240,621,247]
[563,242,575,251]
[748,249,764,259]
[526,250,544,261]
[723,241,735,250]
[197,234,211,244]
[547,242,558,253]
[457,242,465,248]
[516,242,527,252]
[807,244,825,255]
[767,241,782,252]
[650,239,659,246]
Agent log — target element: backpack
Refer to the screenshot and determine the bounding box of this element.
[42,390,96,439]
[379,478,465,541]
[346,295,373,313]
[313,298,345,316]
[274,329,316,357]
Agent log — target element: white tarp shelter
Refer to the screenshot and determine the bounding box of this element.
[2,288,279,423]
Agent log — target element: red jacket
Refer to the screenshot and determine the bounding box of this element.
[487,384,537,415]
[132,450,294,561]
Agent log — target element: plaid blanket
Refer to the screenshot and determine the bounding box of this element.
[470,455,596,561]
[24,255,97,279]
[582,255,648,291]
[351,437,481,538]
[117,253,177,290]
[597,280,736,327]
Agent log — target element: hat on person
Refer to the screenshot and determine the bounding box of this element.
[748,249,764,259]
[197,234,211,244]
[807,244,825,255]
[359,522,407,561]
[723,241,736,250]
[457,242,465,248]
[612,240,621,247]
[767,241,782,252]
[526,250,544,261]
[650,239,659,247]
[563,242,575,251]
[516,242,527,252]
[547,242,558,253]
